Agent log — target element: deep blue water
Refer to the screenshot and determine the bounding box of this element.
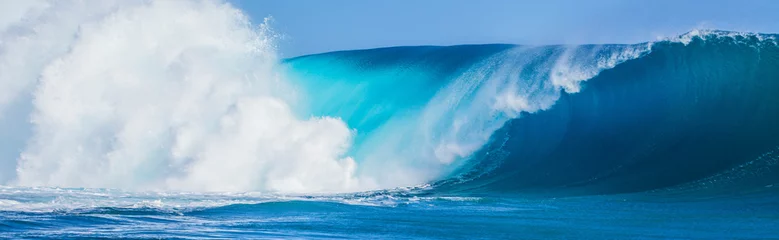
[2,30,779,239]
[1,187,778,239]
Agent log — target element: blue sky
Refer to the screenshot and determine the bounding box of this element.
[232,0,779,57]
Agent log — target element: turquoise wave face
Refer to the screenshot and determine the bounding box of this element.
[285,31,779,196]
[284,45,522,185]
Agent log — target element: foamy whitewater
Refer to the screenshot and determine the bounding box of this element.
[2,0,779,238]
[0,0,369,193]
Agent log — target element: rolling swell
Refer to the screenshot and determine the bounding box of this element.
[287,31,779,196]
[439,32,779,195]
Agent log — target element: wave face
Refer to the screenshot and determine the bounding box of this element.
[439,33,779,196]
[287,31,779,196]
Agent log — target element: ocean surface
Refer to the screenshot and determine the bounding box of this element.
[1,186,778,239]
[1,1,779,239]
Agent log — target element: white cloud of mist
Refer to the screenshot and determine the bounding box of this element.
[2,0,368,193]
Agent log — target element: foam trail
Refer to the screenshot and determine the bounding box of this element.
[3,0,365,193]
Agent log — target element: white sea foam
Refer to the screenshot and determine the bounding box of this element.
[1,0,368,193]
[660,29,778,46]
[0,185,452,213]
